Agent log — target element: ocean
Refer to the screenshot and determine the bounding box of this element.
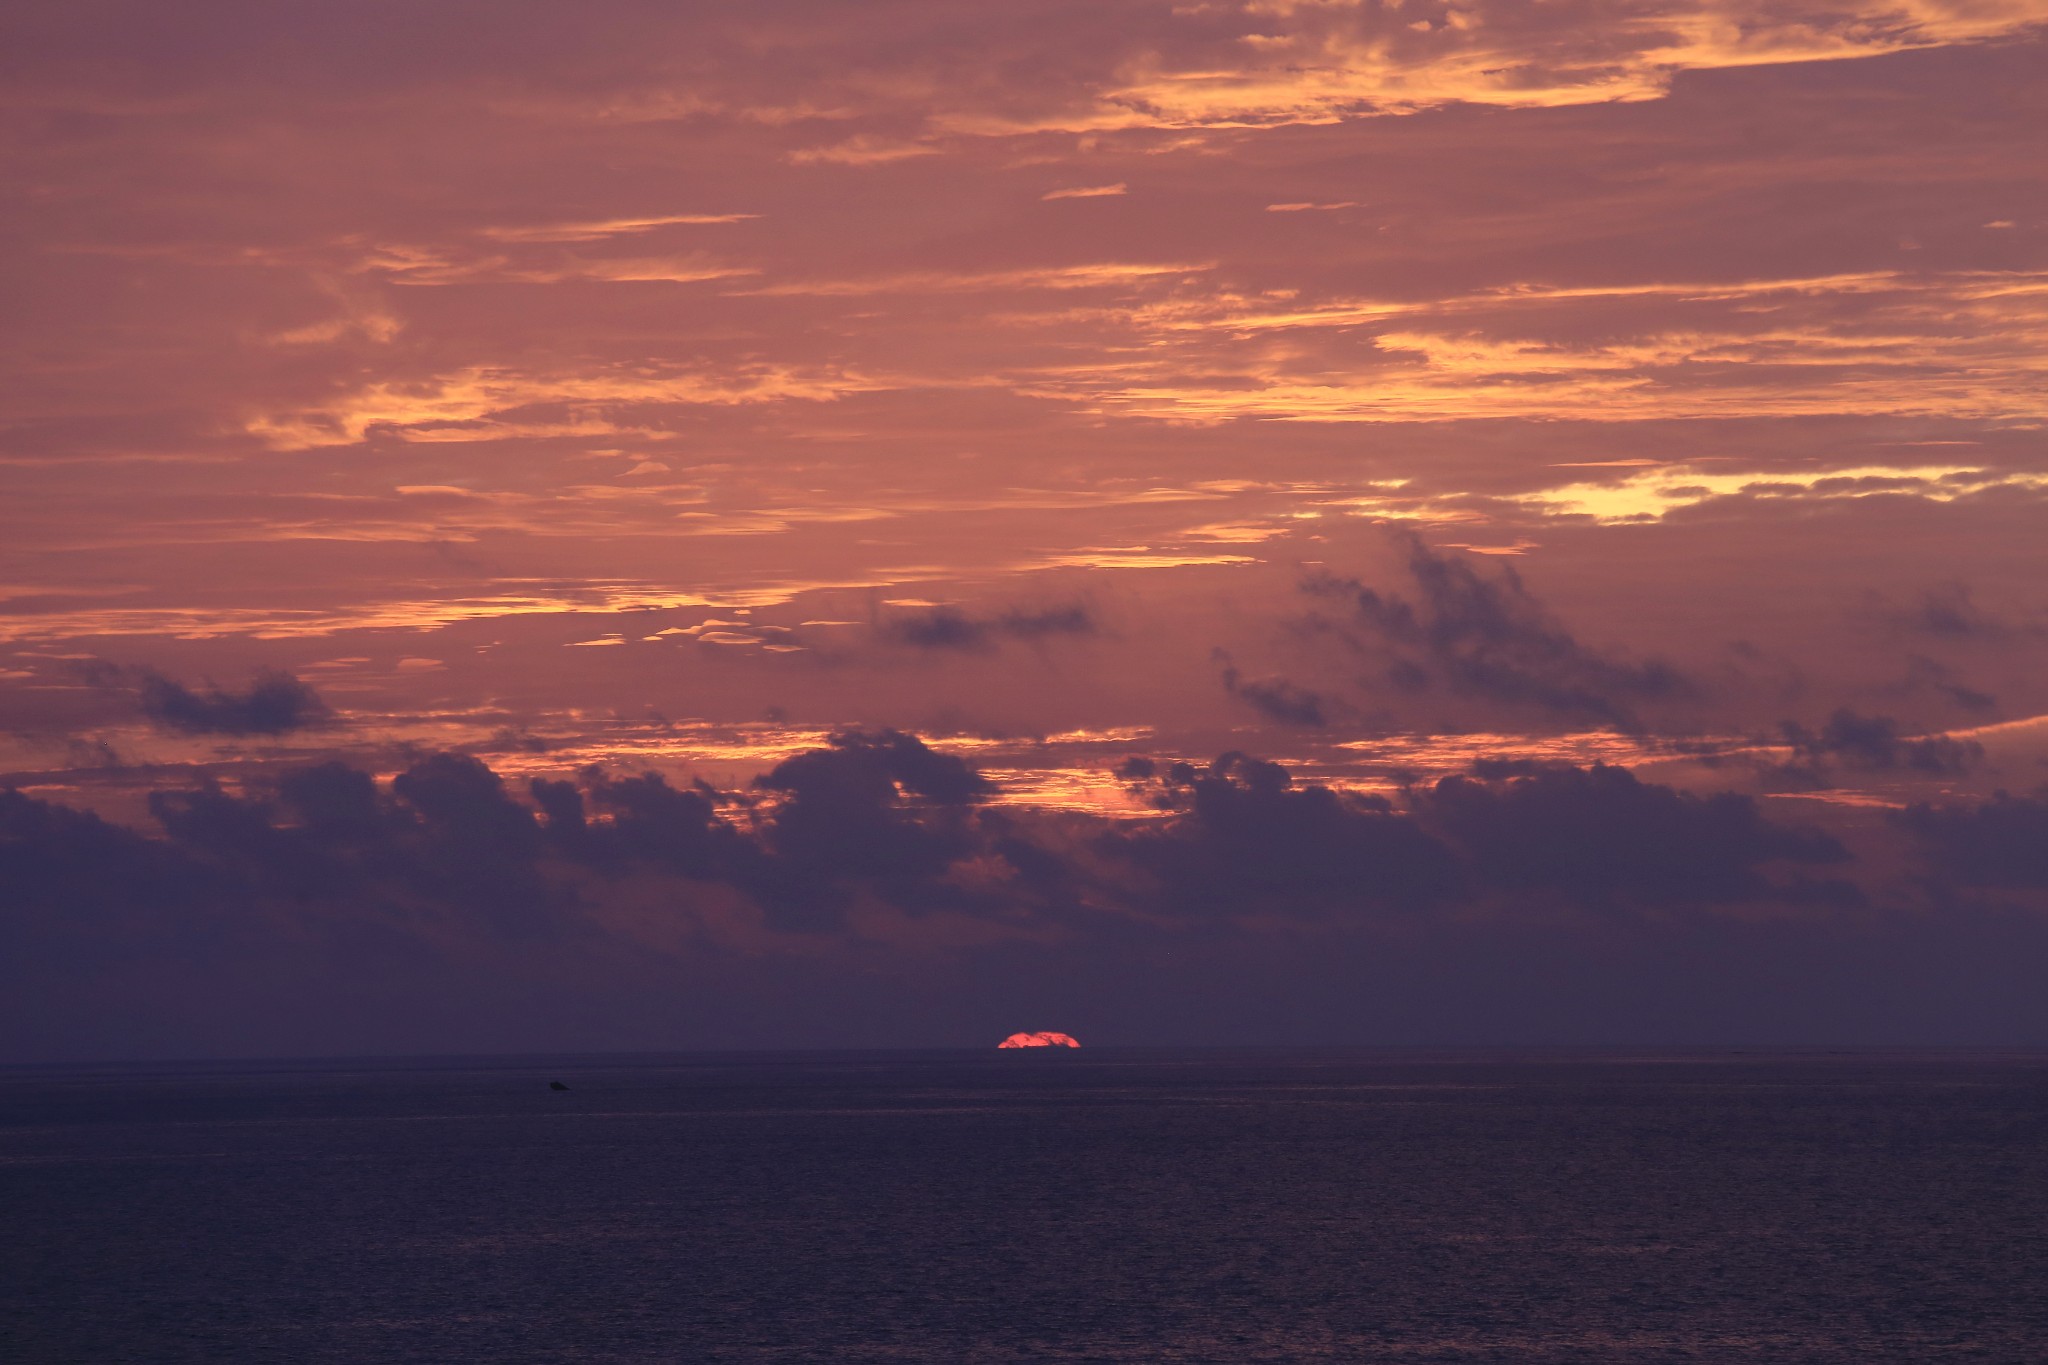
[4,1049,2045,1363]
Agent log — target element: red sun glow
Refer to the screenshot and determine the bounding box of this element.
[998,1031,1081,1049]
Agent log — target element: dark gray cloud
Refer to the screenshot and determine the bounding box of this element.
[883,609,990,650]
[758,728,993,807]
[1417,763,1852,908]
[393,752,540,853]
[1304,534,1689,731]
[1901,654,1997,714]
[1779,708,1981,776]
[0,785,229,940]
[1896,789,2048,889]
[154,752,571,935]
[1869,583,2021,641]
[543,768,745,871]
[1220,660,1329,727]
[137,670,331,736]
[1110,752,1461,914]
[749,730,996,926]
[880,603,1096,651]
[1000,605,1095,640]
[1107,753,1851,915]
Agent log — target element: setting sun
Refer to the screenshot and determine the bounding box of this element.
[998,1032,1082,1049]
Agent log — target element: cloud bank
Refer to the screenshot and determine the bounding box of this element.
[7,732,2045,1059]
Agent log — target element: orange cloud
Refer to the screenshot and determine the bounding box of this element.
[248,363,890,449]
[478,213,759,242]
[1069,0,2048,129]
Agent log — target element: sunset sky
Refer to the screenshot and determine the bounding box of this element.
[5,1,2048,1059]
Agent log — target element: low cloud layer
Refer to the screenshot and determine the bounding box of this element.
[7,732,2045,1059]
[1896,790,2048,889]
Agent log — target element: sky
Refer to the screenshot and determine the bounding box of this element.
[5,0,2048,1060]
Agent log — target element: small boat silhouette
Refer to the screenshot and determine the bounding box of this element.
[549,1081,570,1091]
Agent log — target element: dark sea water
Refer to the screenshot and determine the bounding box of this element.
[4,1049,2047,1364]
